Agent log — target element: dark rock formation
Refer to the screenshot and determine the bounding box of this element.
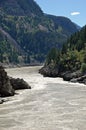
[61,71,86,85]
[0,66,31,98]
[0,99,5,104]
[0,66,15,97]
[61,71,82,81]
[0,99,8,104]
[71,74,86,84]
[39,66,59,77]
[39,65,86,85]
[10,77,31,90]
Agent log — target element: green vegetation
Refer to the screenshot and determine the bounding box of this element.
[81,63,86,73]
[45,25,86,73]
[46,48,60,68]
[0,31,19,63]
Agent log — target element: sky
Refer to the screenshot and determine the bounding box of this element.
[35,0,86,27]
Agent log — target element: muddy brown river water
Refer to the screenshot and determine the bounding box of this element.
[0,66,86,130]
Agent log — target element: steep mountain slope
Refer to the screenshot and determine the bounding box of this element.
[40,25,86,78]
[0,27,24,54]
[0,29,19,63]
[0,0,79,64]
[47,15,80,36]
[0,0,43,16]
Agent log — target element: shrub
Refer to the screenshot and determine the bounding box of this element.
[81,63,86,73]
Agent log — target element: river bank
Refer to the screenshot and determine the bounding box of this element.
[0,62,43,69]
[39,65,86,85]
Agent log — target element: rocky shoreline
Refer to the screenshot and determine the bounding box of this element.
[39,65,86,85]
[0,66,31,104]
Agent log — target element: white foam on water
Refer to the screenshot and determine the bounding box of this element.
[1,66,86,130]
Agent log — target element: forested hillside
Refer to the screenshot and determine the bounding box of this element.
[0,30,19,64]
[0,0,79,64]
[41,25,86,77]
[60,25,86,72]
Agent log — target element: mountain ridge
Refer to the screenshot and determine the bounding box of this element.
[0,0,43,16]
[0,0,80,64]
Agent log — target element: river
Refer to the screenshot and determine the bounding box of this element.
[0,66,86,130]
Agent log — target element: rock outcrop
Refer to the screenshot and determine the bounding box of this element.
[0,66,31,98]
[39,66,86,85]
[39,65,59,77]
[0,66,15,97]
[70,74,86,84]
[61,71,82,81]
[10,77,31,90]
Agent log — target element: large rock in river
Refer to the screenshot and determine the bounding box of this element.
[39,65,59,77]
[0,66,14,97]
[62,71,82,81]
[10,77,31,90]
[0,66,31,98]
[71,74,86,84]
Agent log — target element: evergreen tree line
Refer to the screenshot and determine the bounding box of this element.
[46,25,86,73]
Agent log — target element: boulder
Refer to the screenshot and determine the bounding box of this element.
[10,77,31,90]
[0,99,8,104]
[70,78,78,83]
[83,79,86,85]
[0,66,31,99]
[0,99,4,104]
[70,74,86,84]
[39,66,59,77]
[76,75,86,84]
[62,71,82,81]
[0,66,15,97]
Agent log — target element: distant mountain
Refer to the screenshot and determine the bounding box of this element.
[46,15,79,36]
[0,0,80,64]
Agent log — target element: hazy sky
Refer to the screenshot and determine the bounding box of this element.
[35,0,86,27]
